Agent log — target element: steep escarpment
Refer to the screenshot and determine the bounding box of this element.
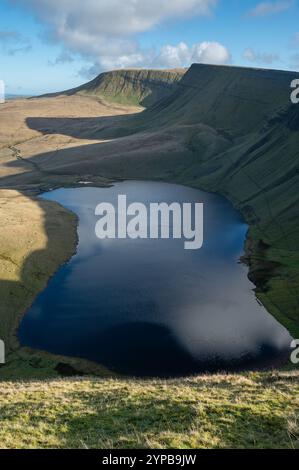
[43,68,186,107]
[139,63,297,129]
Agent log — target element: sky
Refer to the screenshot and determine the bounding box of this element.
[0,0,299,95]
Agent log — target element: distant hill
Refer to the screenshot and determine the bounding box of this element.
[5,94,31,100]
[42,68,186,107]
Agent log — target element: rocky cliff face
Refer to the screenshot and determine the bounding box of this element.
[46,68,186,107]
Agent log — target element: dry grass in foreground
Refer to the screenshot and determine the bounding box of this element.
[0,371,298,449]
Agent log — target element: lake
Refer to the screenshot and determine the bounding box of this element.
[19,181,292,377]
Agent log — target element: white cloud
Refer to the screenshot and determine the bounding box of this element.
[12,0,217,36]
[154,43,191,68]
[155,41,230,67]
[11,0,219,72]
[192,41,231,64]
[79,41,231,78]
[247,1,294,17]
[243,48,280,65]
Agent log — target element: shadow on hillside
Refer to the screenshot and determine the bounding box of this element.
[0,193,77,376]
[62,393,290,449]
[0,381,292,448]
[0,111,185,190]
[26,112,142,141]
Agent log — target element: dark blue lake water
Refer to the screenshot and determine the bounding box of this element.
[19,181,291,377]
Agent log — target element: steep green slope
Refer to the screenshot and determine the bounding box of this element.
[141,64,297,130]
[44,68,186,107]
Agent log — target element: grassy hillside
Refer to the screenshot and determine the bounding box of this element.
[42,68,186,107]
[140,64,297,129]
[0,371,298,449]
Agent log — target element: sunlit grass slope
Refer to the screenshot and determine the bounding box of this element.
[44,68,186,107]
[0,371,298,449]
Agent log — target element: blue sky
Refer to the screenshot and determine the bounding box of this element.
[0,0,299,94]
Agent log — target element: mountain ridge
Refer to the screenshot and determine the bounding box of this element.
[41,68,186,107]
